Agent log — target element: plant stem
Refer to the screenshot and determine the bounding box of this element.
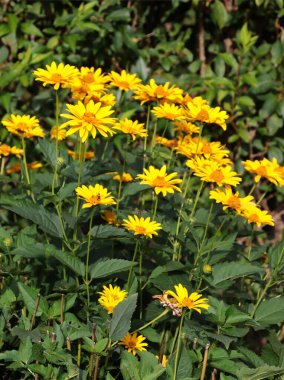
[200,343,210,380]
[151,119,157,153]
[135,309,169,332]
[250,277,273,318]
[73,140,86,241]
[143,105,151,170]
[189,181,204,220]
[21,136,36,203]
[173,310,186,380]
[86,211,94,309]
[126,240,139,291]
[116,177,123,212]
[152,193,158,220]
[0,158,5,175]
[139,249,143,319]
[52,91,60,195]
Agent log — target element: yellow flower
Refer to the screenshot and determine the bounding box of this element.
[113,172,134,182]
[155,136,177,148]
[2,115,45,139]
[97,284,127,314]
[33,62,79,90]
[108,70,142,91]
[70,67,108,101]
[203,264,212,274]
[165,284,209,313]
[50,126,67,141]
[67,150,95,160]
[0,144,23,158]
[173,120,200,135]
[240,204,274,227]
[122,215,162,238]
[101,210,117,225]
[85,92,116,107]
[61,100,116,142]
[6,161,42,174]
[137,165,182,196]
[209,187,254,214]
[186,158,241,187]
[152,103,185,120]
[156,355,167,368]
[242,158,283,186]
[119,332,148,356]
[184,98,229,131]
[134,79,183,105]
[75,184,116,208]
[114,119,147,140]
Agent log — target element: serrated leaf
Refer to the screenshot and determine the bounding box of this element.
[109,294,137,341]
[212,262,264,286]
[94,338,108,353]
[91,225,130,239]
[48,294,77,318]
[123,183,149,197]
[49,249,85,277]
[120,351,140,380]
[254,297,284,326]
[18,283,48,316]
[90,259,134,279]
[236,365,284,380]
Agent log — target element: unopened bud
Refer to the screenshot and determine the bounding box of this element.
[3,237,12,247]
[203,264,212,274]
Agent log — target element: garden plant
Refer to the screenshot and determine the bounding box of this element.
[0,1,284,380]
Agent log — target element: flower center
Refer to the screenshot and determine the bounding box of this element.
[202,143,212,154]
[156,86,166,98]
[0,145,10,155]
[152,176,167,187]
[51,73,62,83]
[127,340,137,348]
[227,195,241,209]
[83,73,94,83]
[256,166,267,177]
[136,226,146,234]
[210,169,224,183]
[249,214,260,223]
[197,108,209,121]
[84,112,97,124]
[89,194,101,203]
[182,297,194,308]
[17,122,27,131]
[117,80,130,90]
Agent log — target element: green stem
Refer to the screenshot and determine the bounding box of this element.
[0,158,5,175]
[85,211,94,309]
[116,177,123,212]
[135,309,169,332]
[52,91,60,195]
[150,119,158,153]
[196,202,213,262]
[173,310,186,380]
[143,105,151,170]
[152,193,158,220]
[139,249,143,319]
[73,140,86,241]
[126,240,139,291]
[250,277,273,318]
[248,183,256,196]
[21,136,36,203]
[101,139,109,161]
[247,225,254,261]
[189,181,204,220]
[256,190,268,205]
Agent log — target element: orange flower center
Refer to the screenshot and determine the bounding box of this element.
[127,340,137,348]
[136,226,146,234]
[17,122,27,131]
[156,86,167,98]
[182,297,194,308]
[202,143,212,154]
[249,214,260,223]
[51,73,63,83]
[0,145,11,155]
[256,166,267,177]
[117,80,130,90]
[84,112,97,124]
[152,176,167,187]
[197,108,209,121]
[210,169,224,183]
[227,195,241,209]
[89,194,101,203]
[83,73,94,83]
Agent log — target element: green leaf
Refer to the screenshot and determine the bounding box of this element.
[212,262,264,286]
[18,338,32,364]
[237,96,255,108]
[120,351,140,380]
[69,327,92,341]
[21,22,43,37]
[93,338,109,354]
[0,197,63,238]
[123,183,150,197]
[18,283,48,316]
[268,235,284,268]
[90,259,134,279]
[109,294,137,341]
[106,9,131,22]
[0,288,16,308]
[48,294,77,318]
[210,0,228,29]
[254,297,284,326]
[91,225,130,239]
[236,365,284,380]
[49,249,85,277]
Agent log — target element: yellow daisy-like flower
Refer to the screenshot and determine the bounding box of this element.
[85,92,116,107]
[240,204,274,227]
[61,100,116,142]
[70,67,109,101]
[67,150,95,160]
[50,126,67,141]
[114,119,147,140]
[152,103,185,121]
[122,215,162,238]
[75,184,116,208]
[186,158,241,187]
[101,210,118,225]
[242,158,283,186]
[184,98,229,131]
[108,70,142,91]
[2,115,45,139]
[119,332,148,356]
[155,136,177,149]
[137,165,182,196]
[209,187,254,214]
[97,284,127,314]
[113,172,134,182]
[173,120,200,135]
[6,161,42,174]
[134,79,183,105]
[33,62,79,90]
[165,284,209,313]
[0,144,23,158]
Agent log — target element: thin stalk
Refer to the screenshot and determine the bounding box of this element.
[247,225,254,261]
[52,91,60,194]
[248,183,256,195]
[152,193,158,220]
[143,105,151,170]
[150,119,158,153]
[135,309,169,333]
[73,140,86,241]
[93,356,100,380]
[30,293,41,330]
[200,343,210,380]
[139,250,143,319]
[85,211,94,308]
[116,177,123,212]
[257,190,268,205]
[0,158,5,175]
[173,310,186,380]
[126,240,139,291]
[189,181,204,220]
[250,277,273,317]
[101,139,109,161]
[60,294,64,324]
[21,136,36,203]
[195,202,213,266]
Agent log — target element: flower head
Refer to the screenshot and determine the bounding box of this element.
[75,184,116,208]
[70,67,109,101]
[155,136,177,149]
[113,172,134,182]
[6,161,42,174]
[152,103,185,120]
[119,332,148,356]
[33,62,79,90]
[114,119,147,141]
[173,120,200,135]
[2,115,45,139]
[165,284,209,313]
[242,158,283,186]
[134,79,183,105]
[209,187,254,214]
[137,165,182,196]
[240,205,274,227]
[0,144,23,158]
[97,284,127,314]
[51,126,67,141]
[101,210,118,225]
[109,70,141,91]
[67,150,95,160]
[61,100,116,142]
[122,215,162,238]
